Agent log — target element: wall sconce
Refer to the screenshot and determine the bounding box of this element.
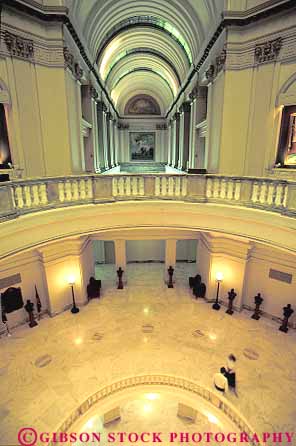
[68,275,79,314]
[212,271,223,311]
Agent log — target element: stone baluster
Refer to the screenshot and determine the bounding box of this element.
[39,183,48,205]
[155,177,160,196]
[86,179,93,199]
[79,179,86,199]
[125,177,131,195]
[24,185,31,207]
[279,182,287,207]
[71,181,79,201]
[118,177,124,195]
[58,182,65,202]
[65,181,72,201]
[14,185,24,208]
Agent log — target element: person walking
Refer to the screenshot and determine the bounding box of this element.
[213,367,228,393]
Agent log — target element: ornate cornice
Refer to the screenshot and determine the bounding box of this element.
[4,31,34,61]
[63,46,84,81]
[254,37,282,64]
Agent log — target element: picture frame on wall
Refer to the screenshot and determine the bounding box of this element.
[129,132,155,161]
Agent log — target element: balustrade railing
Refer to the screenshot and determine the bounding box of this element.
[0,173,295,221]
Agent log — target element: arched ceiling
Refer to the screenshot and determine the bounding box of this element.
[66,0,222,115]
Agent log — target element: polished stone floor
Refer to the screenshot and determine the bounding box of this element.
[0,264,296,445]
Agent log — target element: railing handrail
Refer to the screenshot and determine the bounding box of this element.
[0,173,295,221]
[1,173,295,184]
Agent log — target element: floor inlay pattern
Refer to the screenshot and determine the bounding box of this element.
[243,348,259,360]
[0,264,295,445]
[34,354,52,368]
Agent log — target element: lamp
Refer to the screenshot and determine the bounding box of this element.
[212,271,223,310]
[68,275,79,314]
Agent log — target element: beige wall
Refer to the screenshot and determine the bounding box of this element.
[243,246,296,323]
[0,251,49,328]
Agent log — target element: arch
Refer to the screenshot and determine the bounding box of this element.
[124,94,161,115]
[105,48,182,86]
[276,71,296,106]
[0,78,11,104]
[0,201,295,260]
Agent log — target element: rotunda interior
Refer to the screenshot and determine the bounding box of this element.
[0,1,296,445]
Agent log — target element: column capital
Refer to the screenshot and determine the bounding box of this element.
[180,101,191,113]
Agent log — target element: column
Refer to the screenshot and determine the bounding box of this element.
[114,123,119,165]
[40,237,95,316]
[196,233,250,311]
[102,108,109,170]
[178,101,191,170]
[167,121,172,165]
[109,116,115,167]
[188,97,197,169]
[171,118,177,166]
[178,111,185,169]
[114,240,127,283]
[165,239,177,283]
[174,113,180,168]
[90,87,101,172]
[96,101,107,171]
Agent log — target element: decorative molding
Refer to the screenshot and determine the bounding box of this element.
[90,86,98,101]
[63,47,84,80]
[156,123,167,130]
[205,65,215,83]
[117,123,129,130]
[63,46,74,72]
[216,47,227,73]
[4,31,34,60]
[189,85,198,101]
[74,62,83,81]
[180,101,191,113]
[254,37,282,64]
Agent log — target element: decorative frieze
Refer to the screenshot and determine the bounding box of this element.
[254,38,282,64]
[117,123,129,130]
[74,62,84,81]
[189,85,198,101]
[63,46,74,71]
[205,65,215,82]
[216,47,227,73]
[180,101,191,113]
[90,86,98,101]
[63,46,84,80]
[5,31,34,60]
[156,123,167,130]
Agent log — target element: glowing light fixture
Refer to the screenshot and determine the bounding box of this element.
[68,274,79,314]
[145,393,160,400]
[212,272,223,311]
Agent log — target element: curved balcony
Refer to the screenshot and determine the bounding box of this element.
[0,173,295,220]
[0,173,295,259]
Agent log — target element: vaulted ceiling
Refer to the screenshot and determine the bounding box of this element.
[66,0,223,115]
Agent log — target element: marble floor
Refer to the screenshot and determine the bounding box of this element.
[0,263,296,445]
